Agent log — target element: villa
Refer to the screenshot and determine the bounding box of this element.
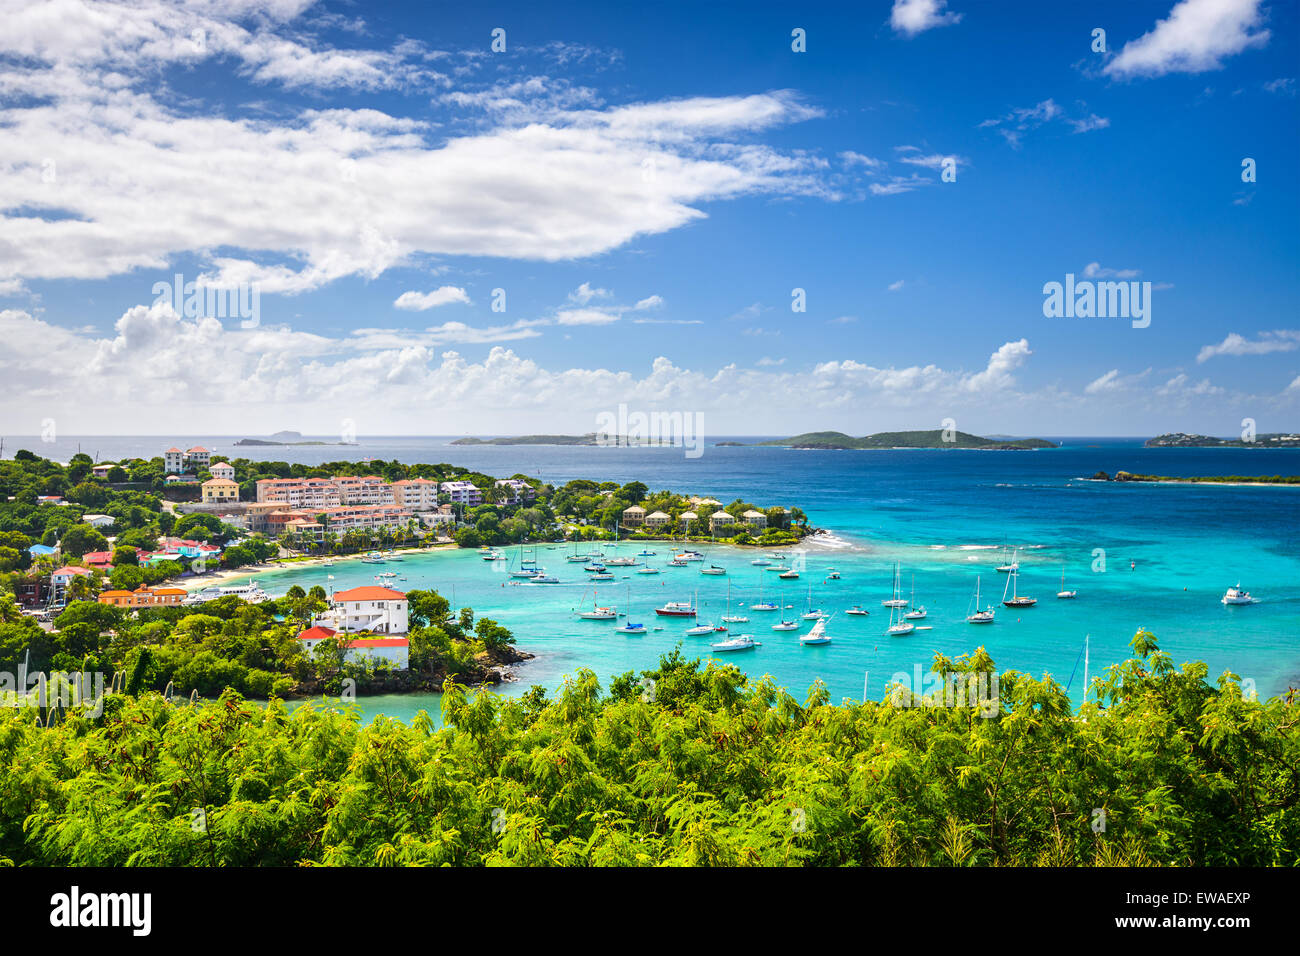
[622,505,646,526]
[709,510,736,535]
[439,480,483,506]
[186,446,211,469]
[50,565,95,602]
[201,478,240,504]
[494,478,535,504]
[679,510,698,530]
[311,585,408,635]
[209,461,236,481]
[644,510,671,528]
[296,625,409,670]
[742,509,768,530]
[164,447,185,472]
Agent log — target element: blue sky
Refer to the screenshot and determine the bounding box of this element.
[1,0,1297,438]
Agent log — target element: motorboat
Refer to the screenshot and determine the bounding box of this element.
[1221,584,1256,605]
[846,605,869,616]
[655,601,697,617]
[701,565,727,576]
[710,634,758,651]
[801,617,832,645]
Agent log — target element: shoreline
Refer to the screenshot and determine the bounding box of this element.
[1077,477,1300,488]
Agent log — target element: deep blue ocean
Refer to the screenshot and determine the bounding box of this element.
[13,434,1299,721]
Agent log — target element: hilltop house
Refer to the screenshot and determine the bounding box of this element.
[209,461,236,481]
[298,585,410,669]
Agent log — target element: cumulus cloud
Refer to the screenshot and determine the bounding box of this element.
[890,0,962,36]
[1197,330,1300,362]
[1104,0,1270,79]
[394,287,472,311]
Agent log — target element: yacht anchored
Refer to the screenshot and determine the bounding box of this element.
[903,574,926,619]
[1057,566,1077,599]
[967,576,995,624]
[701,565,727,576]
[1002,564,1037,608]
[801,616,832,645]
[846,605,869,616]
[886,568,914,636]
[655,601,697,617]
[882,563,909,607]
[711,634,758,652]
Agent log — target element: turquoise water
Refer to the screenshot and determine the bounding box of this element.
[188,437,1300,724]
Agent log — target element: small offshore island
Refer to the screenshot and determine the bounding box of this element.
[752,429,1057,450]
[1090,470,1300,486]
[1145,431,1300,448]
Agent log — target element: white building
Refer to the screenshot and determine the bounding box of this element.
[709,510,736,535]
[81,514,115,529]
[742,509,768,530]
[314,585,408,634]
[186,446,211,468]
[164,447,184,472]
[494,478,535,504]
[296,625,409,669]
[209,461,235,481]
[392,478,441,511]
[644,510,671,528]
[333,476,396,506]
[440,480,483,506]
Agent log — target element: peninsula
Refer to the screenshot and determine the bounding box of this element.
[1145,432,1300,448]
[752,429,1056,450]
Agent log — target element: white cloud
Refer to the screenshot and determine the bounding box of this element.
[1083,262,1141,279]
[961,339,1031,393]
[1085,367,1152,393]
[568,282,610,305]
[1197,330,1300,362]
[554,307,622,327]
[840,150,885,169]
[1105,0,1270,79]
[393,287,472,311]
[633,295,663,311]
[888,280,905,291]
[890,0,963,36]
[980,99,1108,148]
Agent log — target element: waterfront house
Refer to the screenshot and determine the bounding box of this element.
[622,505,646,526]
[644,510,671,529]
[709,510,736,535]
[296,625,409,670]
[679,510,698,531]
[313,585,408,635]
[742,509,768,530]
[201,477,240,504]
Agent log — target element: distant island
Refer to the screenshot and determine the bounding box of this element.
[235,430,357,447]
[750,429,1057,450]
[451,434,673,446]
[1145,432,1300,448]
[1090,470,1299,486]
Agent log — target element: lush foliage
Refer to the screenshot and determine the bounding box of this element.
[0,631,1293,866]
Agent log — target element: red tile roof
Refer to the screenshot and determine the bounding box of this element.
[52,566,94,577]
[297,625,338,641]
[332,586,406,602]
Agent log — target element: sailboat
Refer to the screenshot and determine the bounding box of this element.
[1002,563,1037,608]
[903,574,926,620]
[711,633,759,651]
[1056,566,1077,599]
[701,564,727,576]
[886,569,914,636]
[800,585,823,620]
[720,581,749,623]
[966,575,995,624]
[577,599,618,620]
[881,563,908,607]
[995,546,1019,573]
[801,614,832,645]
[749,576,779,612]
[618,585,646,632]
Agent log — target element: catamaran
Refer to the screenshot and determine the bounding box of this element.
[1002,564,1036,608]
[966,575,995,624]
[361,551,385,564]
[801,616,832,645]
[590,571,615,581]
[1221,584,1256,605]
[1056,566,1077,599]
[826,568,841,580]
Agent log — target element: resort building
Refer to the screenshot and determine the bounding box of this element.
[679,510,698,531]
[439,480,483,506]
[333,476,396,506]
[267,505,415,541]
[314,585,409,635]
[164,447,185,472]
[97,585,187,608]
[186,446,211,469]
[644,510,671,529]
[419,513,456,532]
[742,509,768,530]
[494,479,535,504]
[622,505,646,526]
[709,510,736,535]
[296,625,409,670]
[81,514,115,529]
[255,478,343,509]
[392,478,441,511]
[201,478,240,504]
[209,461,236,481]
